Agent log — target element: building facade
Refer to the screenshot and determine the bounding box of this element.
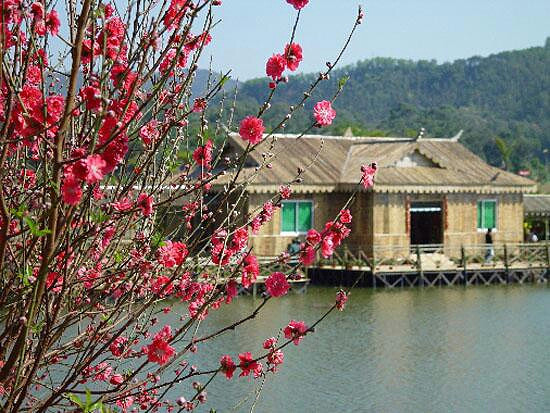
[218,133,536,258]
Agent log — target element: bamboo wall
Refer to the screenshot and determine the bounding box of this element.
[372,192,525,258]
[248,192,372,256]
[248,191,525,258]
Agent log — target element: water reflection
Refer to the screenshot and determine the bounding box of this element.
[166,285,549,412]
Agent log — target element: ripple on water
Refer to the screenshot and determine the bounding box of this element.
[166,285,549,412]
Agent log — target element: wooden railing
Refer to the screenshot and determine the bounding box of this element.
[316,242,550,272]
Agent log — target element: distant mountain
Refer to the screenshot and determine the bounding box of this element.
[230,38,550,182]
[192,69,238,97]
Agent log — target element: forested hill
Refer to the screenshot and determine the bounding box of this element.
[232,39,550,182]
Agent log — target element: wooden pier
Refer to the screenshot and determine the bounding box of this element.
[237,274,309,298]
[307,243,549,288]
[216,259,310,298]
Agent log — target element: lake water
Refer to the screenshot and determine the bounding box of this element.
[174,285,549,412]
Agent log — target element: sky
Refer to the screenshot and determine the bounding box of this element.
[202,0,550,80]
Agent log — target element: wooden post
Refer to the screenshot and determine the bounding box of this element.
[461,245,467,286]
[344,247,349,269]
[504,244,510,283]
[416,245,423,287]
[371,251,377,289]
[372,258,376,290]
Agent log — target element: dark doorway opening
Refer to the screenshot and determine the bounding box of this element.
[410,202,443,245]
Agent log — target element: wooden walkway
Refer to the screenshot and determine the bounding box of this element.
[308,243,549,288]
[237,275,309,298]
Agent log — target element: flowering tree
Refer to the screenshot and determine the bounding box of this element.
[0,0,374,410]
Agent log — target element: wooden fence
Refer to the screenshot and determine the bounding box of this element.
[319,242,550,272]
[309,242,549,288]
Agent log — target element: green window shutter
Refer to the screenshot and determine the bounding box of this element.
[477,201,482,229]
[281,202,296,232]
[297,202,312,232]
[484,201,496,229]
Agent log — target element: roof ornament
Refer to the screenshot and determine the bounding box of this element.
[414,127,425,141]
[450,130,463,141]
[343,126,353,137]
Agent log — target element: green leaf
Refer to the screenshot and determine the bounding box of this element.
[338,75,350,89]
[85,389,92,407]
[10,203,27,219]
[18,265,32,287]
[91,210,109,224]
[151,232,164,248]
[219,74,231,87]
[66,393,84,408]
[30,320,45,334]
[88,401,103,412]
[23,216,52,237]
[114,251,123,263]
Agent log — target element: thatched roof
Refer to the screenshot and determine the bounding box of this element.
[219,133,536,194]
[524,195,550,217]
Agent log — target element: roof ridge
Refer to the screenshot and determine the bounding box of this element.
[339,145,354,182]
[267,133,416,142]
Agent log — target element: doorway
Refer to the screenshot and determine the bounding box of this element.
[410,202,443,245]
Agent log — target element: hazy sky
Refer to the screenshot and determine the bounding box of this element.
[202,0,550,80]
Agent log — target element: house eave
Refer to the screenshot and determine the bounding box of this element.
[213,183,538,195]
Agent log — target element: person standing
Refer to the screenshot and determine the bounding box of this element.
[485,228,494,263]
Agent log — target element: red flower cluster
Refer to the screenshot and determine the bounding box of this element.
[97,16,127,60]
[250,201,278,234]
[265,43,303,81]
[193,140,214,169]
[241,254,260,288]
[361,162,378,189]
[164,0,191,29]
[136,193,154,217]
[225,279,238,304]
[220,355,237,379]
[340,209,352,224]
[266,54,287,80]
[263,337,277,349]
[45,272,63,293]
[279,185,292,199]
[31,2,60,36]
[297,212,353,266]
[239,116,265,145]
[283,320,308,345]
[238,352,262,378]
[336,290,348,311]
[146,326,175,366]
[109,336,128,357]
[286,0,309,10]
[299,244,316,266]
[313,100,337,127]
[267,349,284,372]
[263,337,284,372]
[150,275,174,297]
[140,120,160,146]
[231,227,248,252]
[80,85,102,112]
[157,241,188,268]
[265,272,290,297]
[321,220,351,258]
[284,43,303,71]
[61,96,142,205]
